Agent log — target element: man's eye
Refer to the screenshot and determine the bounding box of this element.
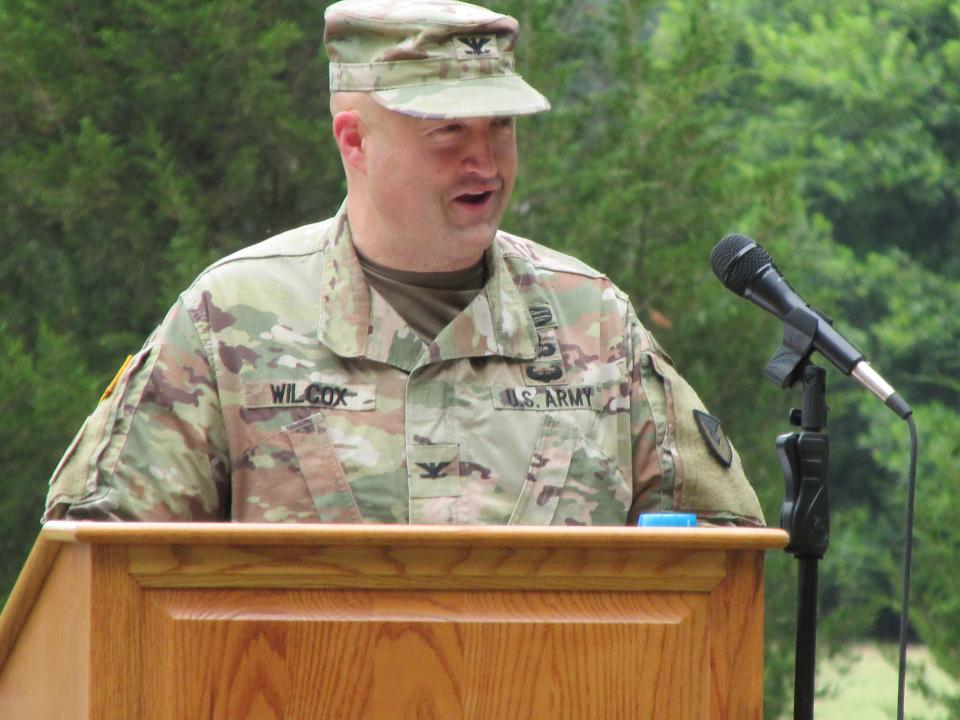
[436,123,464,134]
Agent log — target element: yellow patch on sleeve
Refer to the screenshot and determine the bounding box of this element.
[100,354,134,402]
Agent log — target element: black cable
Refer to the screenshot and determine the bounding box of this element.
[897,413,918,720]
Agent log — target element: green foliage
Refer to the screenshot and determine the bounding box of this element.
[0,323,98,603]
[847,294,960,701]
[0,0,341,595]
[733,1,960,714]
[0,0,341,368]
[737,0,960,272]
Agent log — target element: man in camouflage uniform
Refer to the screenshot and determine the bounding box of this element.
[43,0,764,526]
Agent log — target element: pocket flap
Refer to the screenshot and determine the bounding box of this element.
[508,416,578,525]
[285,414,364,523]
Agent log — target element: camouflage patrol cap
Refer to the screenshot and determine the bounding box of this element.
[324,0,551,118]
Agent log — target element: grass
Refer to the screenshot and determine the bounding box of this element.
[813,644,959,720]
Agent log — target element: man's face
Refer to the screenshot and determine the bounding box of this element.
[360,106,518,270]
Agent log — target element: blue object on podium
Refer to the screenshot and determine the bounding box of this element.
[637,513,697,528]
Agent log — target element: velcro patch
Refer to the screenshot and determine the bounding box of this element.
[528,303,557,328]
[408,443,461,498]
[523,360,566,386]
[245,381,375,411]
[454,35,500,60]
[693,409,733,468]
[493,385,601,411]
[534,327,561,361]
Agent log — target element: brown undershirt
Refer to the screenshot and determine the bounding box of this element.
[358,252,487,343]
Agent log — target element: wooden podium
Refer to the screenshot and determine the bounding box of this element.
[0,522,787,719]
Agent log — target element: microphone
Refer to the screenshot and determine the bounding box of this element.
[710,233,911,419]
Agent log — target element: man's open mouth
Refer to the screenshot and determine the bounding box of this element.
[456,191,494,205]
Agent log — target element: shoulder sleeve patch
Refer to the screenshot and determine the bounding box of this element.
[693,409,733,468]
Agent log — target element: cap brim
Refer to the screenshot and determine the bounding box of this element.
[370,74,550,119]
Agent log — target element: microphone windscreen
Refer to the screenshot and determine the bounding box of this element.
[711,234,774,296]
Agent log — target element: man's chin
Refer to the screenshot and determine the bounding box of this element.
[451,223,499,251]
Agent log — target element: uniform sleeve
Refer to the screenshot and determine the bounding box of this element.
[624,303,765,527]
[43,296,230,521]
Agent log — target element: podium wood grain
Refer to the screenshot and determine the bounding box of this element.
[0,523,787,719]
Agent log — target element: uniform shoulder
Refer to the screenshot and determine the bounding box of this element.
[178,218,335,309]
[496,230,607,279]
[496,230,631,309]
[180,218,333,294]
[204,219,333,274]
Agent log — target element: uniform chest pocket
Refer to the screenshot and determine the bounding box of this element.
[240,412,363,523]
[507,413,629,527]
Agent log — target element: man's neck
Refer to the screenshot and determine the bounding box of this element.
[345,199,489,272]
[358,252,487,290]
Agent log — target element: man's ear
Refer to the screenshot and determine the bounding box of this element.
[333,111,366,173]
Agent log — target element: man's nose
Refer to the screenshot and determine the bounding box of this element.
[463,125,498,176]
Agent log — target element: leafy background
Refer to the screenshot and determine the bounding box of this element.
[2,1,957,716]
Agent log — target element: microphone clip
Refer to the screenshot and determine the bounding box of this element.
[763,306,820,389]
[779,363,830,557]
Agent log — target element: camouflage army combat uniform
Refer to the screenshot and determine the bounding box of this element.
[44,207,764,526]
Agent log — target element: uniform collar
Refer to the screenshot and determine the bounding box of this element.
[316,207,371,358]
[317,204,538,369]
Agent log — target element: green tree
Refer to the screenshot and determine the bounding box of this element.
[0,0,340,598]
[738,0,960,272]
[0,324,98,600]
[0,0,341,369]
[734,0,960,714]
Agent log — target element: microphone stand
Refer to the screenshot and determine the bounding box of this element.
[765,311,831,720]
